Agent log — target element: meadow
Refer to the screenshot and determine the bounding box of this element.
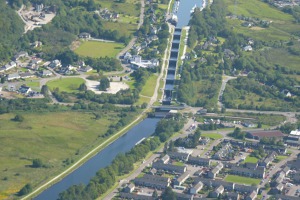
[140,74,158,97]
[0,111,122,199]
[74,41,124,58]
[201,133,223,140]
[47,78,85,93]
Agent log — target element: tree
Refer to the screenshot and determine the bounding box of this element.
[79,83,87,91]
[32,158,44,168]
[99,76,110,91]
[257,122,262,128]
[161,187,176,200]
[152,189,158,199]
[41,85,49,96]
[13,114,24,122]
[18,183,32,196]
[1,77,5,83]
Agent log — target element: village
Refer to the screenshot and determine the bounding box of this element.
[115,115,300,200]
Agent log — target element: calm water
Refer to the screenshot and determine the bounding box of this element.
[176,0,204,27]
[34,118,160,200]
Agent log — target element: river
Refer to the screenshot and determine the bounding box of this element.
[34,118,160,200]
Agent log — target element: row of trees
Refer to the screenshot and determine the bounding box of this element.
[58,117,184,200]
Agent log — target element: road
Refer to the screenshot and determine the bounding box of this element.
[260,150,298,199]
[217,75,236,109]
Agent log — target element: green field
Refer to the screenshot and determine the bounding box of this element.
[0,111,123,199]
[201,133,223,140]
[47,78,85,93]
[224,0,300,41]
[74,41,124,58]
[95,0,140,17]
[224,175,260,185]
[140,74,158,97]
[101,21,137,37]
[244,156,259,163]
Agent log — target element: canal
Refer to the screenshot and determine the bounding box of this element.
[34,118,160,200]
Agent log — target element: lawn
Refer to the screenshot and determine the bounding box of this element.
[274,155,288,163]
[224,175,260,185]
[101,21,137,37]
[47,77,85,93]
[244,156,259,163]
[173,161,185,166]
[95,0,140,17]
[0,111,124,199]
[140,74,158,97]
[201,133,223,140]
[74,41,124,58]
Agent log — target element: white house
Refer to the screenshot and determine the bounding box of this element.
[7,73,21,81]
[243,45,253,51]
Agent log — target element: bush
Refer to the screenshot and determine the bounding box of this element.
[13,114,24,122]
[18,183,32,196]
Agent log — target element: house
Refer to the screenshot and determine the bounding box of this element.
[242,121,256,128]
[188,156,211,166]
[281,89,292,97]
[32,41,43,48]
[168,151,190,161]
[290,129,300,136]
[160,154,170,164]
[18,85,32,94]
[259,151,277,167]
[190,181,203,194]
[3,61,17,71]
[123,183,135,193]
[287,159,300,169]
[285,135,300,147]
[175,192,193,200]
[20,72,34,79]
[234,184,258,193]
[275,172,285,184]
[282,166,290,176]
[246,130,285,140]
[243,45,253,51]
[275,194,300,200]
[152,161,186,174]
[35,3,44,12]
[274,183,284,193]
[123,52,132,61]
[242,22,252,27]
[7,73,20,81]
[174,171,190,186]
[133,174,170,190]
[213,143,233,160]
[199,137,210,145]
[208,163,223,179]
[245,162,258,170]
[230,166,265,178]
[49,60,62,68]
[245,190,257,200]
[194,178,235,191]
[41,70,53,77]
[225,192,239,200]
[79,32,91,39]
[119,192,154,200]
[13,51,28,61]
[210,185,224,198]
[80,66,93,72]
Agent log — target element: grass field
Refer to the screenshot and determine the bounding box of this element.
[102,21,137,37]
[0,111,124,199]
[74,41,124,58]
[224,0,300,41]
[47,78,85,93]
[95,0,140,17]
[140,74,158,97]
[224,175,260,185]
[244,156,259,163]
[201,133,223,140]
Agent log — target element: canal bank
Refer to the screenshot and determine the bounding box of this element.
[31,117,160,200]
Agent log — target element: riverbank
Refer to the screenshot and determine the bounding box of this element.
[21,111,147,200]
